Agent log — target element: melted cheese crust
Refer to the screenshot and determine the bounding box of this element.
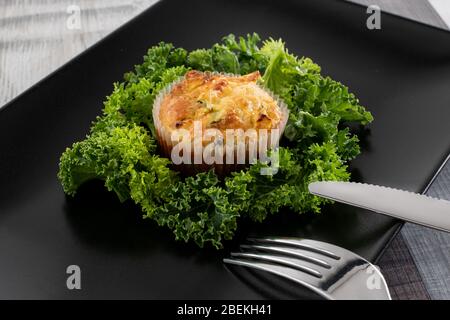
[158,70,283,135]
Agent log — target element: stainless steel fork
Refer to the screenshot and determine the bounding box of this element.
[223,237,391,300]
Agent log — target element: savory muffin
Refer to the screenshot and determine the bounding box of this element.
[152,70,289,175]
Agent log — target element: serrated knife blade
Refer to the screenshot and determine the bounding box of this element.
[308,181,450,233]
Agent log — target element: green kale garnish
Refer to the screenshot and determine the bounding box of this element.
[58,34,373,249]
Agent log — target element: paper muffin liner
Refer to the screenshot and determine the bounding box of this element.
[152,71,289,176]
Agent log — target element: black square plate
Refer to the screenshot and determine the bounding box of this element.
[1,0,450,299]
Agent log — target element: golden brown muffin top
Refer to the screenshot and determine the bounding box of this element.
[157,70,283,134]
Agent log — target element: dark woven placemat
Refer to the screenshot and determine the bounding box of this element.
[378,155,450,300]
[378,233,431,300]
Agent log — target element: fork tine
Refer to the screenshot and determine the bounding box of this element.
[230,252,323,278]
[223,257,333,300]
[226,237,391,300]
[248,237,340,260]
[241,244,332,269]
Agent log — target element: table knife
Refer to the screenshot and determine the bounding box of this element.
[308,181,450,233]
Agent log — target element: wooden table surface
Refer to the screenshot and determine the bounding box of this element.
[349,0,449,29]
[1,0,449,300]
[0,0,158,107]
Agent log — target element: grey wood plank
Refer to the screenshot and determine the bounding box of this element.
[0,0,158,107]
[348,0,449,29]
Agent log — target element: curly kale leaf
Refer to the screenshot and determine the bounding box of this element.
[58,122,241,248]
[224,144,349,223]
[105,65,188,130]
[261,38,373,124]
[124,42,188,83]
[147,171,241,248]
[186,33,268,74]
[260,38,372,162]
[58,123,172,202]
[221,33,268,74]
